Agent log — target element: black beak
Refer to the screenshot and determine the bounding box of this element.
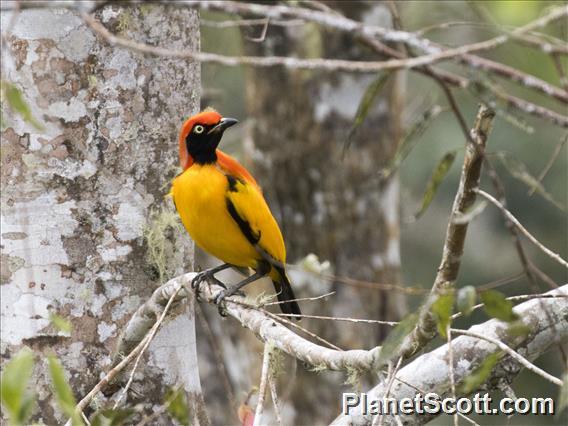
[208,117,238,135]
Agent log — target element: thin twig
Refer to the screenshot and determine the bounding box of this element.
[450,328,563,386]
[447,327,458,426]
[201,17,304,28]
[77,4,568,115]
[195,303,237,415]
[375,356,403,426]
[476,189,568,268]
[268,374,282,426]
[188,276,381,371]
[277,313,398,326]
[287,266,428,295]
[476,272,525,291]
[528,134,567,196]
[451,292,568,321]
[79,11,511,75]
[393,377,481,426]
[246,17,270,42]
[399,104,495,358]
[262,291,336,306]
[253,343,272,426]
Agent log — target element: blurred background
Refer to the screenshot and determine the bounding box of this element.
[195,1,567,425]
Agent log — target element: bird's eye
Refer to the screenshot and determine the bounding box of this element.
[194,125,205,134]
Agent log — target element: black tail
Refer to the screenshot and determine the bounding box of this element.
[272,267,302,319]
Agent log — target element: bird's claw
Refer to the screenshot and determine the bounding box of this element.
[213,287,245,317]
[214,291,229,317]
[191,269,228,301]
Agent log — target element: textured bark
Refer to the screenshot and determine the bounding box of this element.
[1,4,202,423]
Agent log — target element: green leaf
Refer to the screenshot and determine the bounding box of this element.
[2,81,44,130]
[498,152,565,212]
[48,355,82,426]
[166,388,190,426]
[91,408,135,426]
[376,313,419,369]
[50,313,72,334]
[380,105,445,180]
[507,320,531,338]
[1,348,36,425]
[559,371,568,414]
[460,351,503,393]
[432,290,455,338]
[481,290,519,322]
[457,286,477,316]
[414,150,457,219]
[344,73,391,153]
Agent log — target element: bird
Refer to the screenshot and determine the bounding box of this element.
[171,108,301,317]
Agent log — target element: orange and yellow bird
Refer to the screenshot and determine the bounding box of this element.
[171,109,301,316]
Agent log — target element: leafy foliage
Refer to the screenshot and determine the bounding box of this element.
[376,312,419,368]
[166,387,191,426]
[414,150,457,219]
[432,290,455,338]
[344,72,391,152]
[380,105,445,180]
[90,408,135,426]
[48,355,82,426]
[481,290,519,322]
[1,81,44,130]
[497,151,565,211]
[456,286,477,316]
[460,351,503,393]
[50,312,73,334]
[1,349,36,426]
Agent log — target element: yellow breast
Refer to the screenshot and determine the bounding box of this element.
[171,164,261,268]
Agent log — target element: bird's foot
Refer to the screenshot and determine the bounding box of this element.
[213,290,229,317]
[213,287,245,317]
[191,269,227,301]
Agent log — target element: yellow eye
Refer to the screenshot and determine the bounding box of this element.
[194,125,205,134]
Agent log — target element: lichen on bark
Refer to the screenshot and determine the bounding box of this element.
[1,4,201,423]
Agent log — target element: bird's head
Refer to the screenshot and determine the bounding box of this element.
[179,109,239,169]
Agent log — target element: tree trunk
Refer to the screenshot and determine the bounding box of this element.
[1,4,205,423]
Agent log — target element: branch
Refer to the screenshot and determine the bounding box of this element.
[78,11,562,76]
[476,189,568,269]
[67,4,568,127]
[399,104,495,358]
[107,272,380,372]
[449,328,563,387]
[332,285,568,426]
[191,274,381,371]
[6,0,566,126]
[253,343,272,426]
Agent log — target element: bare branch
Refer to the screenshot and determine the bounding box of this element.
[476,189,568,269]
[450,328,563,387]
[268,373,282,426]
[332,285,568,425]
[399,104,495,358]
[528,134,567,196]
[189,274,381,371]
[253,343,272,426]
